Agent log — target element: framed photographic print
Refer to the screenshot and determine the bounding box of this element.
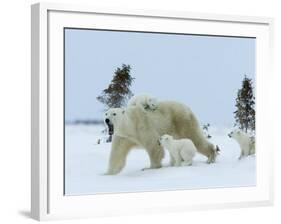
[31,2,274,221]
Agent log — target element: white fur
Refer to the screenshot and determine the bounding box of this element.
[159,134,197,167]
[104,101,218,175]
[228,130,255,160]
[128,94,158,111]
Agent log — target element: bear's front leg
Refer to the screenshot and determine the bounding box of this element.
[207,153,216,164]
[145,144,164,170]
[207,155,213,164]
[238,149,245,160]
[169,153,176,166]
[173,154,182,167]
[105,135,135,175]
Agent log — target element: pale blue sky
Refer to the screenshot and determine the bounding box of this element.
[65,29,255,127]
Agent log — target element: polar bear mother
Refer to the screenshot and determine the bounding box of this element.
[104,101,218,175]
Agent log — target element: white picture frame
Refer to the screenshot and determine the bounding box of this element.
[31,2,274,221]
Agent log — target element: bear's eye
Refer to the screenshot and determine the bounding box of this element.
[113,113,116,116]
[105,113,108,116]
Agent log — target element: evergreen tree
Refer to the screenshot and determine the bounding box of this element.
[234,75,255,133]
[97,64,134,109]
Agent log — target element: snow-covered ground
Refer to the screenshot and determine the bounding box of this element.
[65,125,256,195]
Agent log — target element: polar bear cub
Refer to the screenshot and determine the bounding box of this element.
[159,134,197,166]
[128,94,158,111]
[228,130,255,160]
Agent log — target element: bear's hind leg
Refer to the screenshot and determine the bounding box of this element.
[180,149,193,166]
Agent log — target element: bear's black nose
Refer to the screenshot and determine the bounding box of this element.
[105,118,110,124]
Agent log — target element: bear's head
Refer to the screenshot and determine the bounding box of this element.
[159,134,173,147]
[228,130,243,140]
[104,108,125,135]
[146,97,158,110]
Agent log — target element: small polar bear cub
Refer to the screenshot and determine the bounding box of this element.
[128,94,158,111]
[159,134,197,166]
[228,130,255,160]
